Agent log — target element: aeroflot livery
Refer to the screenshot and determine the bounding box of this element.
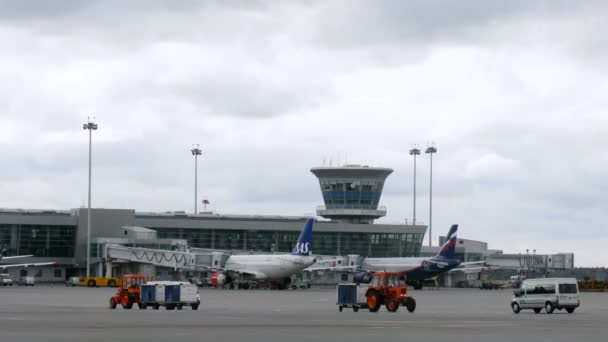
[210,218,316,289]
[354,224,483,289]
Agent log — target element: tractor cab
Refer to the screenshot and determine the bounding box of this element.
[365,272,416,313]
[122,274,144,289]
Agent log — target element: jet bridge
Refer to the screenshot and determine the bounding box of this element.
[101,244,229,278]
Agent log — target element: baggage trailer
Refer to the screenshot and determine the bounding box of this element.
[336,283,367,312]
[140,284,160,310]
[141,281,200,311]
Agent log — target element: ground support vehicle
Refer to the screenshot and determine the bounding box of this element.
[365,272,416,313]
[79,277,120,287]
[109,274,144,310]
[66,277,80,286]
[20,276,35,286]
[140,281,200,311]
[511,278,580,314]
[0,273,13,286]
[336,283,367,312]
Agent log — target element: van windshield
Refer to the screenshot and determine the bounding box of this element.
[559,283,578,294]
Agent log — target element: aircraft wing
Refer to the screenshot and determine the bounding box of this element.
[303,265,358,273]
[0,255,34,261]
[448,266,496,273]
[0,262,56,269]
[460,261,486,266]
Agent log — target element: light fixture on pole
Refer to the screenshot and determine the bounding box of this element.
[82,117,98,278]
[425,145,437,246]
[202,199,210,213]
[191,145,202,214]
[409,147,421,226]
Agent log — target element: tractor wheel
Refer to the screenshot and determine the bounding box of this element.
[367,291,382,313]
[405,297,416,313]
[121,295,134,309]
[386,300,399,312]
[109,297,117,309]
[107,279,116,287]
[87,279,96,287]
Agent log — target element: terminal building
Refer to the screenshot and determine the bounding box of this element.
[0,165,427,282]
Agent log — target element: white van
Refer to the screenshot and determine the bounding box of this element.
[511,278,580,314]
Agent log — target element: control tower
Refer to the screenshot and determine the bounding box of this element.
[310,165,393,223]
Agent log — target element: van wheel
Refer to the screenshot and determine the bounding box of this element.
[566,308,575,314]
[545,302,554,314]
[511,302,521,314]
[533,308,541,314]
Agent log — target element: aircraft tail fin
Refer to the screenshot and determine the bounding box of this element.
[436,224,458,259]
[291,218,314,256]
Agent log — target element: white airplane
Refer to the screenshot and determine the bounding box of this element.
[307,224,488,289]
[0,254,56,270]
[209,218,317,290]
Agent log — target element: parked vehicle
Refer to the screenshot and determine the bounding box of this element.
[80,276,120,287]
[511,278,580,314]
[20,276,35,286]
[336,283,365,312]
[66,276,80,287]
[0,273,13,286]
[109,274,145,309]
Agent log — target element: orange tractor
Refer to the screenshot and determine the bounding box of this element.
[109,274,145,310]
[365,272,416,313]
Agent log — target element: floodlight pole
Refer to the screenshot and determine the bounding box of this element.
[425,146,437,246]
[409,148,421,226]
[191,145,202,214]
[82,118,98,278]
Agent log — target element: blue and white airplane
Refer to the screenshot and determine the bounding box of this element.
[329,224,485,289]
[210,218,317,289]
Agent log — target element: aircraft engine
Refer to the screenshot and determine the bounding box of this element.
[210,272,227,287]
[353,272,372,284]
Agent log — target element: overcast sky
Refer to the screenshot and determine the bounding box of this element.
[1,1,606,266]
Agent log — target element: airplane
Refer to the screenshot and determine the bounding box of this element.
[0,253,56,270]
[209,218,317,290]
[308,224,487,289]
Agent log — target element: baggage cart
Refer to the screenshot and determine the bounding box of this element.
[336,283,367,312]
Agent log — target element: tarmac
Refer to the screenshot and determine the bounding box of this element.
[0,285,607,342]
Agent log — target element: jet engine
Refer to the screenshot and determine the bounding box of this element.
[210,272,228,287]
[353,272,372,284]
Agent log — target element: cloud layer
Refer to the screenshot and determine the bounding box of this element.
[1,1,607,266]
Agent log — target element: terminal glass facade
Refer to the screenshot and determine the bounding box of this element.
[318,179,386,209]
[154,227,424,257]
[0,224,76,257]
